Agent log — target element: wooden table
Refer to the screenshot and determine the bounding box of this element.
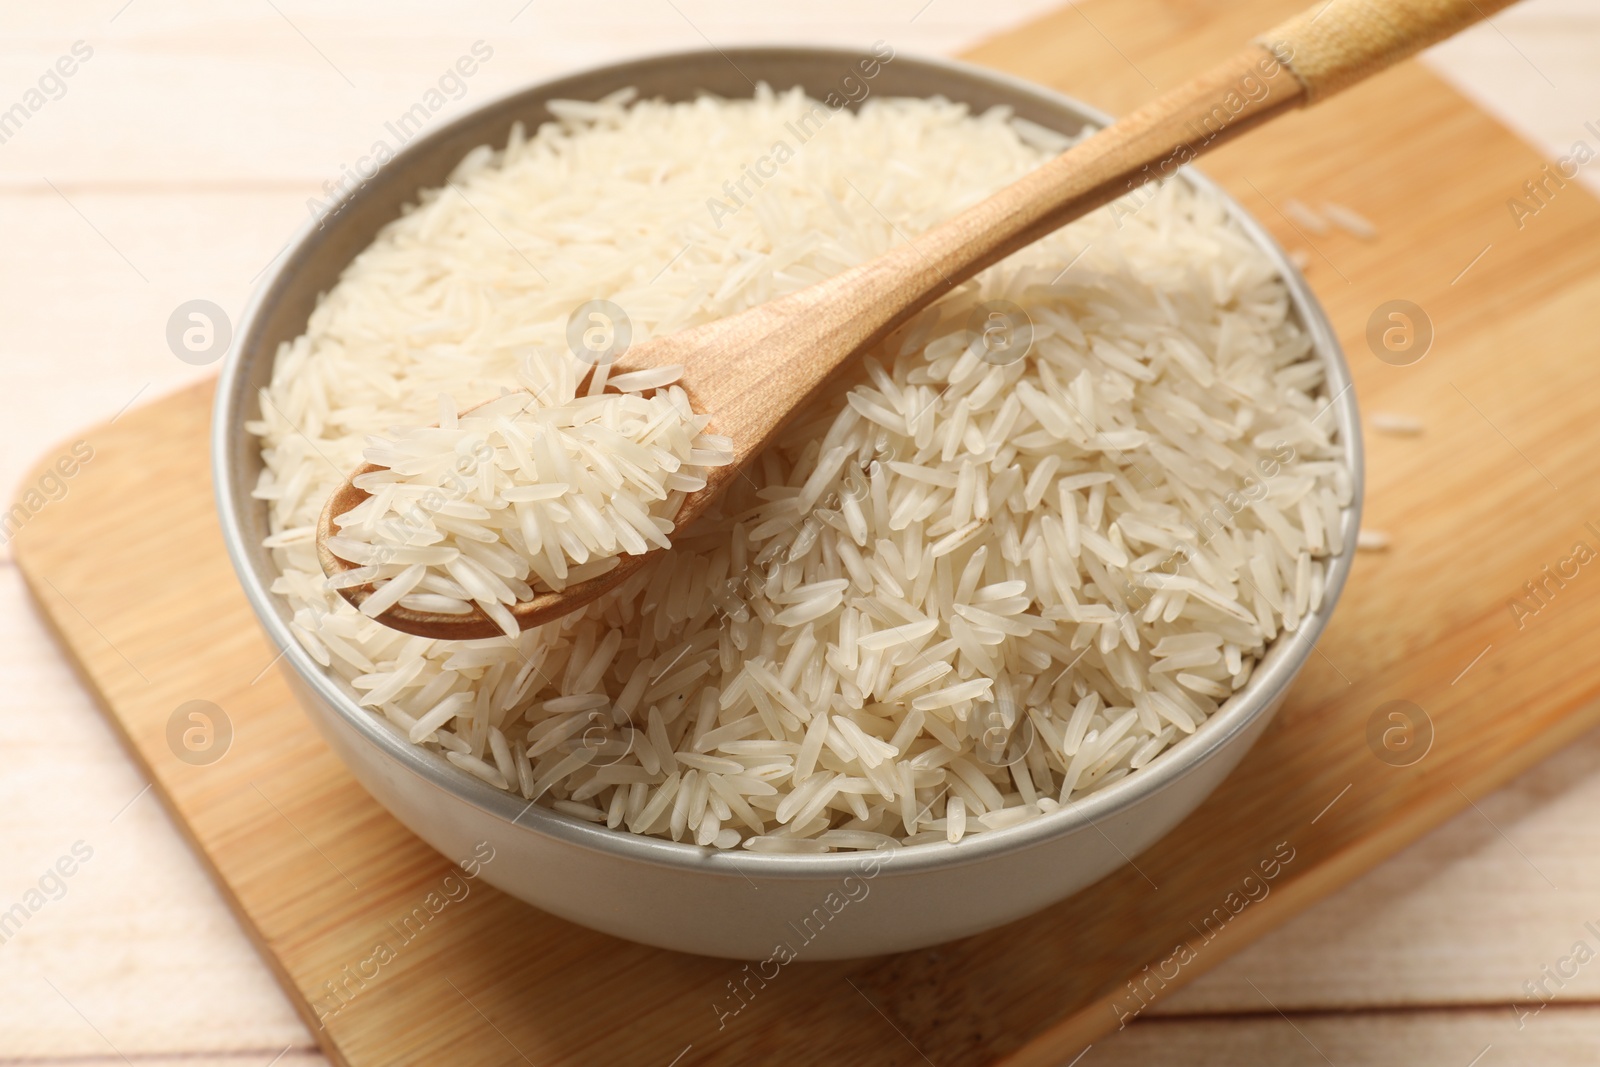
[2,2,1597,1064]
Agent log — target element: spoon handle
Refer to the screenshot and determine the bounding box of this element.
[685,0,1518,479]
[1262,0,1520,102]
[676,45,1304,472]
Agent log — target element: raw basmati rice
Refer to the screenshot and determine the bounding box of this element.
[1282,198,1329,234]
[327,381,732,638]
[253,85,1350,852]
[1320,200,1378,240]
[1369,411,1423,436]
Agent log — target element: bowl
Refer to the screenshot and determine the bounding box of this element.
[214,46,1363,960]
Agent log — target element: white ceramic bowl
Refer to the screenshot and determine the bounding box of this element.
[214,46,1363,960]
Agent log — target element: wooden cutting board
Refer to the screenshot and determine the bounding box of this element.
[15,1,1600,1064]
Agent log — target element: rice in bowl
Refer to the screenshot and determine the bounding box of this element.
[251,85,1351,854]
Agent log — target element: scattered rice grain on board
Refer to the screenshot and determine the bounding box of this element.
[1283,198,1329,234]
[1357,529,1391,551]
[1369,412,1424,436]
[1320,200,1377,240]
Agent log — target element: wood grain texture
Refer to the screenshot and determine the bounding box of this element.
[1152,724,1600,1015]
[10,1,1600,1065]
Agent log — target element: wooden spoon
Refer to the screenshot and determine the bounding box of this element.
[319,0,1514,640]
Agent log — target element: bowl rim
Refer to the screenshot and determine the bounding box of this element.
[213,44,1364,881]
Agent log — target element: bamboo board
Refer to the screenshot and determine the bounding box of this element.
[15,1,1600,1063]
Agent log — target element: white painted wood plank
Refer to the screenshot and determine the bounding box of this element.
[1101,1006,1597,1067]
[0,1057,322,1067]
[0,567,318,1058]
[1425,0,1600,196]
[0,1,1066,183]
[0,190,312,518]
[0,2,1598,1063]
